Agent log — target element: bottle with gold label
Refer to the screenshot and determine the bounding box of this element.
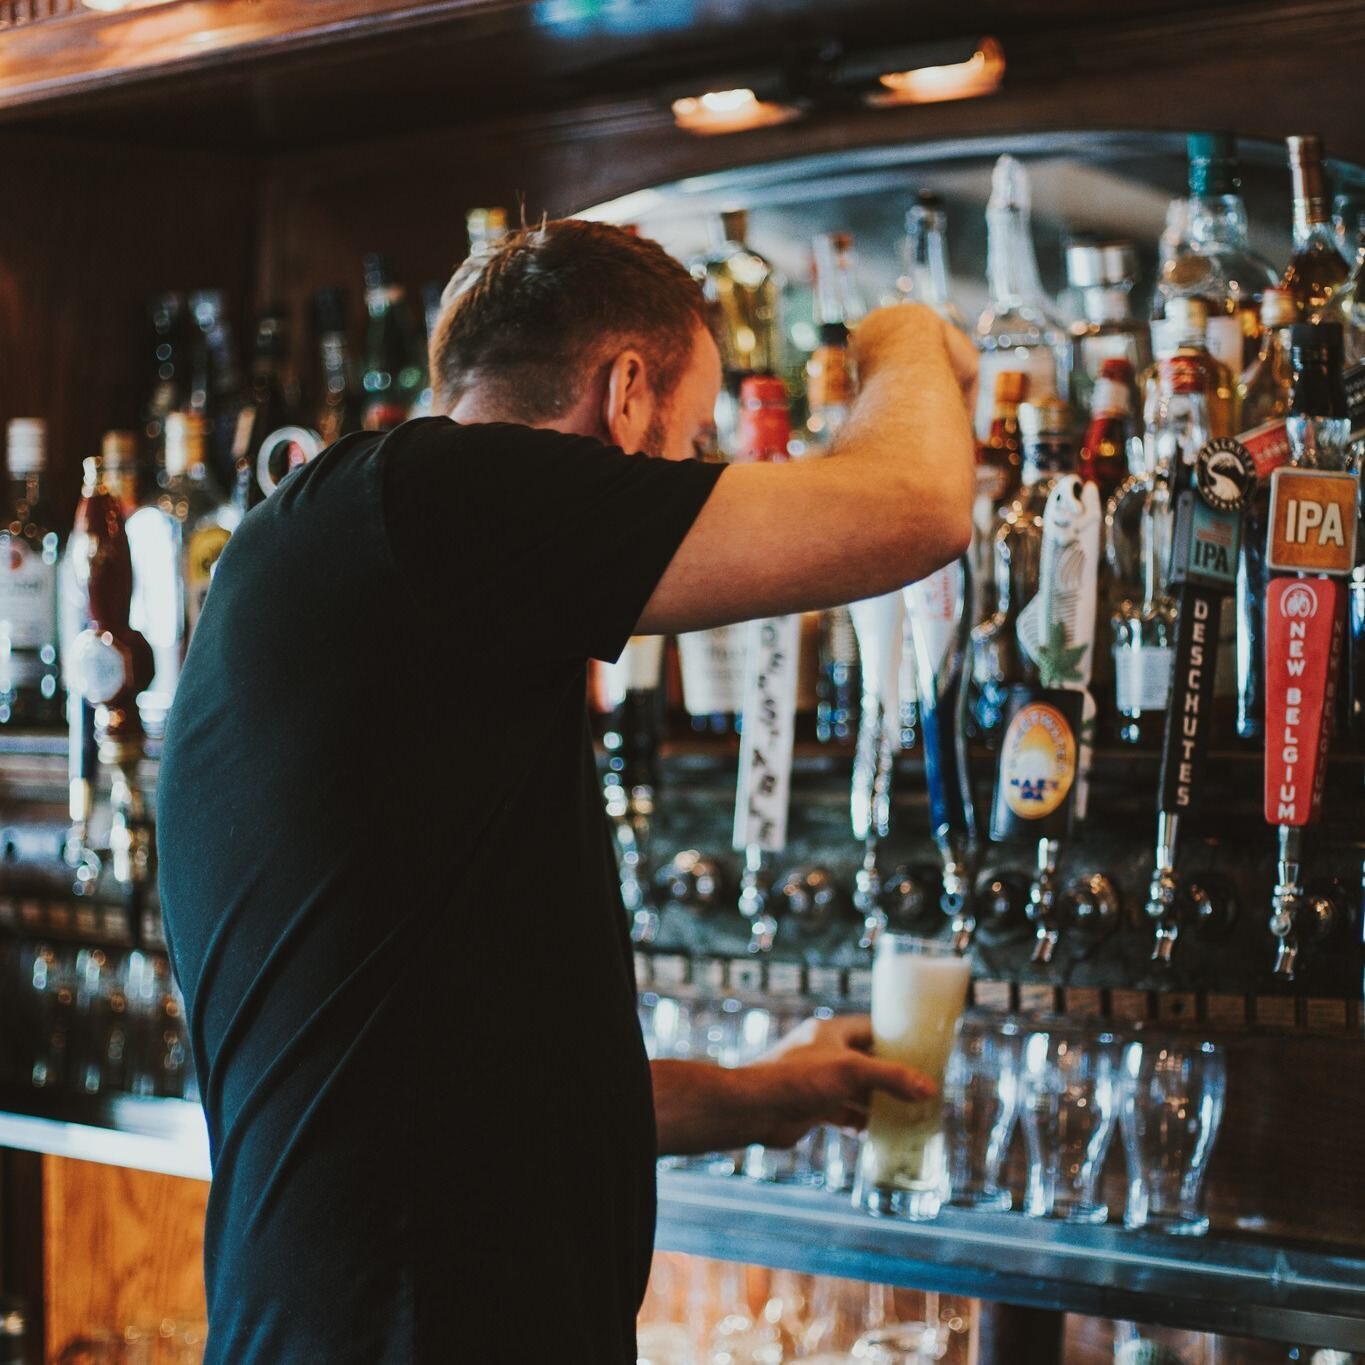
[1281,136,1351,324]
[0,419,62,726]
[159,412,237,644]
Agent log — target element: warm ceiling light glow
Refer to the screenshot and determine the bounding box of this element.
[671,87,800,136]
[869,37,1005,107]
[81,0,177,11]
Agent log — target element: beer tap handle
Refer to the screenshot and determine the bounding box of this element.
[1146,810,1182,963]
[739,845,778,955]
[1027,837,1061,964]
[854,843,886,951]
[1263,576,1346,978]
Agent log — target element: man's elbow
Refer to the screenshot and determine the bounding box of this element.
[916,492,972,577]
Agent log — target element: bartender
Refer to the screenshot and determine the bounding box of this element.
[156,217,976,1363]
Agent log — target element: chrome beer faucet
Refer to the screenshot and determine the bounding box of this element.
[739,845,778,955]
[1146,810,1182,963]
[1025,836,1062,964]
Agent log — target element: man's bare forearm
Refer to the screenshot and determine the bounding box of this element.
[652,1061,771,1156]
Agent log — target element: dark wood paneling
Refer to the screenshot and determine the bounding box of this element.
[0,132,259,524]
[0,1150,44,1365]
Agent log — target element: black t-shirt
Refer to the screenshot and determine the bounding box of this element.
[156,418,724,1364]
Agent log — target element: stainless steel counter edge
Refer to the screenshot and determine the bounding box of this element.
[654,1171,1365,1353]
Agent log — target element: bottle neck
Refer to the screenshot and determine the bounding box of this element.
[986,204,1049,312]
[1188,194,1252,252]
[906,221,953,306]
[7,471,43,512]
[1080,287,1133,325]
[1291,160,1332,242]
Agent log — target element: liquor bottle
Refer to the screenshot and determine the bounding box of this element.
[312,287,363,446]
[974,155,1068,438]
[1111,481,1176,748]
[142,293,190,499]
[1322,210,1365,366]
[1156,133,1277,374]
[231,313,298,515]
[971,369,1028,626]
[113,434,185,738]
[1238,288,1297,432]
[159,412,237,643]
[1281,136,1350,323]
[0,420,62,726]
[360,254,424,432]
[805,233,864,741]
[966,397,1074,743]
[897,190,966,329]
[1066,239,1151,417]
[187,290,244,496]
[1079,358,1139,505]
[691,210,780,455]
[409,280,446,420]
[678,377,791,735]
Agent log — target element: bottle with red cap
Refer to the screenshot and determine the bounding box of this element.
[1078,357,1138,505]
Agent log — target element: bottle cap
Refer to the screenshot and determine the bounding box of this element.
[1064,238,1138,290]
[6,418,45,474]
[1098,357,1135,384]
[992,370,1028,406]
[988,154,1029,215]
[1286,134,1323,167]
[1259,287,1298,329]
[719,208,749,244]
[1187,132,1239,196]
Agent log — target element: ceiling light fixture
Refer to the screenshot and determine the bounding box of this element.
[671,87,801,136]
[80,0,177,12]
[868,36,1005,107]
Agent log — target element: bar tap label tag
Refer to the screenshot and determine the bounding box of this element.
[1236,420,1292,483]
[1194,439,1256,511]
[1169,490,1242,592]
[1156,586,1222,814]
[1267,468,1359,575]
[600,635,664,708]
[989,686,1082,843]
[904,562,961,683]
[733,614,801,854]
[1263,576,1344,828]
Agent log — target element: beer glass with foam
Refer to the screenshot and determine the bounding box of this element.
[855,934,972,1220]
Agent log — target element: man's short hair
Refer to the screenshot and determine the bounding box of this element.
[430,218,710,422]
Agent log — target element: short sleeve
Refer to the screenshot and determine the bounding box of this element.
[381,418,725,662]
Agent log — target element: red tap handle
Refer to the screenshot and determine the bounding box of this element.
[1264,575,1344,828]
[75,487,154,730]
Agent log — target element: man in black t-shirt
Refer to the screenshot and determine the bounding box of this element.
[157,219,977,1363]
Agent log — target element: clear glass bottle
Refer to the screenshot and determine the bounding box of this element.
[159,413,237,644]
[966,397,1074,743]
[0,419,62,726]
[312,287,363,446]
[975,155,1069,438]
[972,369,1028,625]
[1281,135,1351,323]
[465,206,509,256]
[694,209,781,455]
[1157,133,1277,375]
[360,254,425,432]
[806,233,865,742]
[897,190,966,329]
[1079,358,1139,506]
[1066,239,1151,417]
[142,293,189,499]
[231,313,299,515]
[187,289,244,497]
[1322,210,1365,367]
[1238,287,1298,432]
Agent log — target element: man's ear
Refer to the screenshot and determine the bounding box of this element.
[601,348,654,452]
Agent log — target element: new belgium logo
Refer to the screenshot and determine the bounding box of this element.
[1279,583,1320,620]
[1001,701,1077,819]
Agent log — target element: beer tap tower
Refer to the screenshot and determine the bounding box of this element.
[1262,322,1357,978]
[68,442,156,945]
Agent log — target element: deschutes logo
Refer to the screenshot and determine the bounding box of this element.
[1280,583,1319,620]
[1000,701,1076,819]
[1195,438,1256,512]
